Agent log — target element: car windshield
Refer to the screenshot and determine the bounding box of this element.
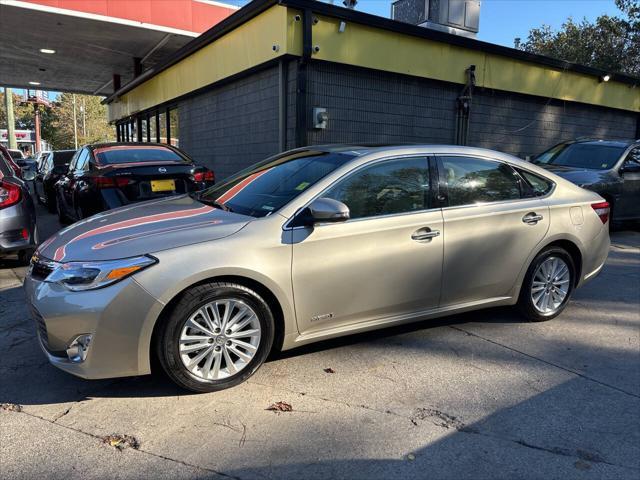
[8,150,23,160]
[94,146,186,165]
[533,143,626,170]
[52,151,76,166]
[196,150,356,218]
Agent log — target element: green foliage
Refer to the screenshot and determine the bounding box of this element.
[46,93,115,150]
[0,91,38,130]
[516,0,640,77]
[1,91,115,150]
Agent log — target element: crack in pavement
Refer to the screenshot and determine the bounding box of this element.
[247,379,640,472]
[1,408,245,480]
[448,325,640,399]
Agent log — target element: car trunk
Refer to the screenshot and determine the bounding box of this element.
[98,163,196,202]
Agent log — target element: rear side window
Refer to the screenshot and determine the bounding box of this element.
[324,157,431,219]
[94,146,185,165]
[52,151,76,166]
[441,156,521,207]
[516,168,554,197]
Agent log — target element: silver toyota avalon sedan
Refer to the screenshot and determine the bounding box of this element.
[25,145,610,392]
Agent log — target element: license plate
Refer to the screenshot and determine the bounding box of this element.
[150,179,176,192]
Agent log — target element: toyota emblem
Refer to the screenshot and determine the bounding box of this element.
[158,167,167,173]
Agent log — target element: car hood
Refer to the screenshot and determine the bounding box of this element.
[37,195,250,262]
[536,164,614,186]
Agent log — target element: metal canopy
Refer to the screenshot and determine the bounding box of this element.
[0,2,198,95]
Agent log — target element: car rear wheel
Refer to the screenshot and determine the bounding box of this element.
[156,282,275,393]
[518,247,575,322]
[56,195,70,224]
[45,191,56,213]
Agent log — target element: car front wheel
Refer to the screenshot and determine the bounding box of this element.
[518,246,576,322]
[156,282,275,393]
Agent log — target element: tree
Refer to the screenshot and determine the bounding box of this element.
[46,93,115,150]
[0,90,41,130]
[516,0,640,77]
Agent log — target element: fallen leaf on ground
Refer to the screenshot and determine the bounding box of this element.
[102,434,140,451]
[266,401,293,412]
[323,368,336,374]
[0,403,23,412]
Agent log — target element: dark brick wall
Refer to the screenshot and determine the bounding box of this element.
[468,90,638,158]
[179,65,282,180]
[305,61,637,158]
[306,62,458,146]
[177,60,638,180]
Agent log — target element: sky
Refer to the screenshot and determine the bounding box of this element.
[226,0,623,48]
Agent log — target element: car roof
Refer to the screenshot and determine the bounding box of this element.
[88,142,175,150]
[566,139,637,148]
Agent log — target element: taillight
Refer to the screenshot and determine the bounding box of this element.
[193,169,215,182]
[94,176,132,188]
[0,181,21,209]
[591,201,610,224]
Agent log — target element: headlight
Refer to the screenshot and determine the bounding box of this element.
[44,255,157,291]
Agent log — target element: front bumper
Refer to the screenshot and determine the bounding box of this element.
[24,275,164,379]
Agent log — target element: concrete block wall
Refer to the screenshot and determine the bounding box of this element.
[179,65,282,180]
[306,61,638,158]
[469,90,638,158]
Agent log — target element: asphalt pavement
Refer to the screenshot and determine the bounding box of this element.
[0,201,638,480]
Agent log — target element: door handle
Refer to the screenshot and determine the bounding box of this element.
[412,228,440,242]
[522,212,543,225]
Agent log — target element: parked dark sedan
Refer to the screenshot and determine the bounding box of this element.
[532,139,640,224]
[0,144,23,178]
[54,143,215,223]
[0,149,37,264]
[34,149,76,212]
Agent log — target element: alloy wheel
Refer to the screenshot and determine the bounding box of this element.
[531,256,571,314]
[178,299,261,381]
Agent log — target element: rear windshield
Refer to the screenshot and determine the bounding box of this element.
[94,146,185,165]
[52,150,76,166]
[197,150,356,218]
[534,143,626,170]
[8,150,23,160]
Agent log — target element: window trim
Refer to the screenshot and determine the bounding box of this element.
[285,154,439,229]
[436,154,556,210]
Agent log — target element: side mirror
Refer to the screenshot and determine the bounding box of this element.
[22,169,36,181]
[297,197,350,226]
[620,162,640,174]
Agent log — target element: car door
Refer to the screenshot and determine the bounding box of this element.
[59,148,84,215]
[291,155,444,335]
[616,146,640,221]
[34,154,50,200]
[438,155,550,306]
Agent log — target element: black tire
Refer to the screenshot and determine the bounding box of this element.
[156,282,275,393]
[56,195,70,224]
[517,246,576,322]
[45,190,56,213]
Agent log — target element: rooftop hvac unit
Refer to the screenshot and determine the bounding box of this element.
[391,0,481,38]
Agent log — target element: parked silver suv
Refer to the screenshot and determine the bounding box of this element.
[25,145,610,392]
[1,148,37,264]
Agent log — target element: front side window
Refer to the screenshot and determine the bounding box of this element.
[324,157,430,220]
[197,150,357,218]
[625,147,640,166]
[442,156,521,207]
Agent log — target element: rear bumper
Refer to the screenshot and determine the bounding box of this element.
[0,200,37,255]
[578,225,610,287]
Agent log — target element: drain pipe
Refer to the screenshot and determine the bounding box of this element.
[455,65,476,146]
